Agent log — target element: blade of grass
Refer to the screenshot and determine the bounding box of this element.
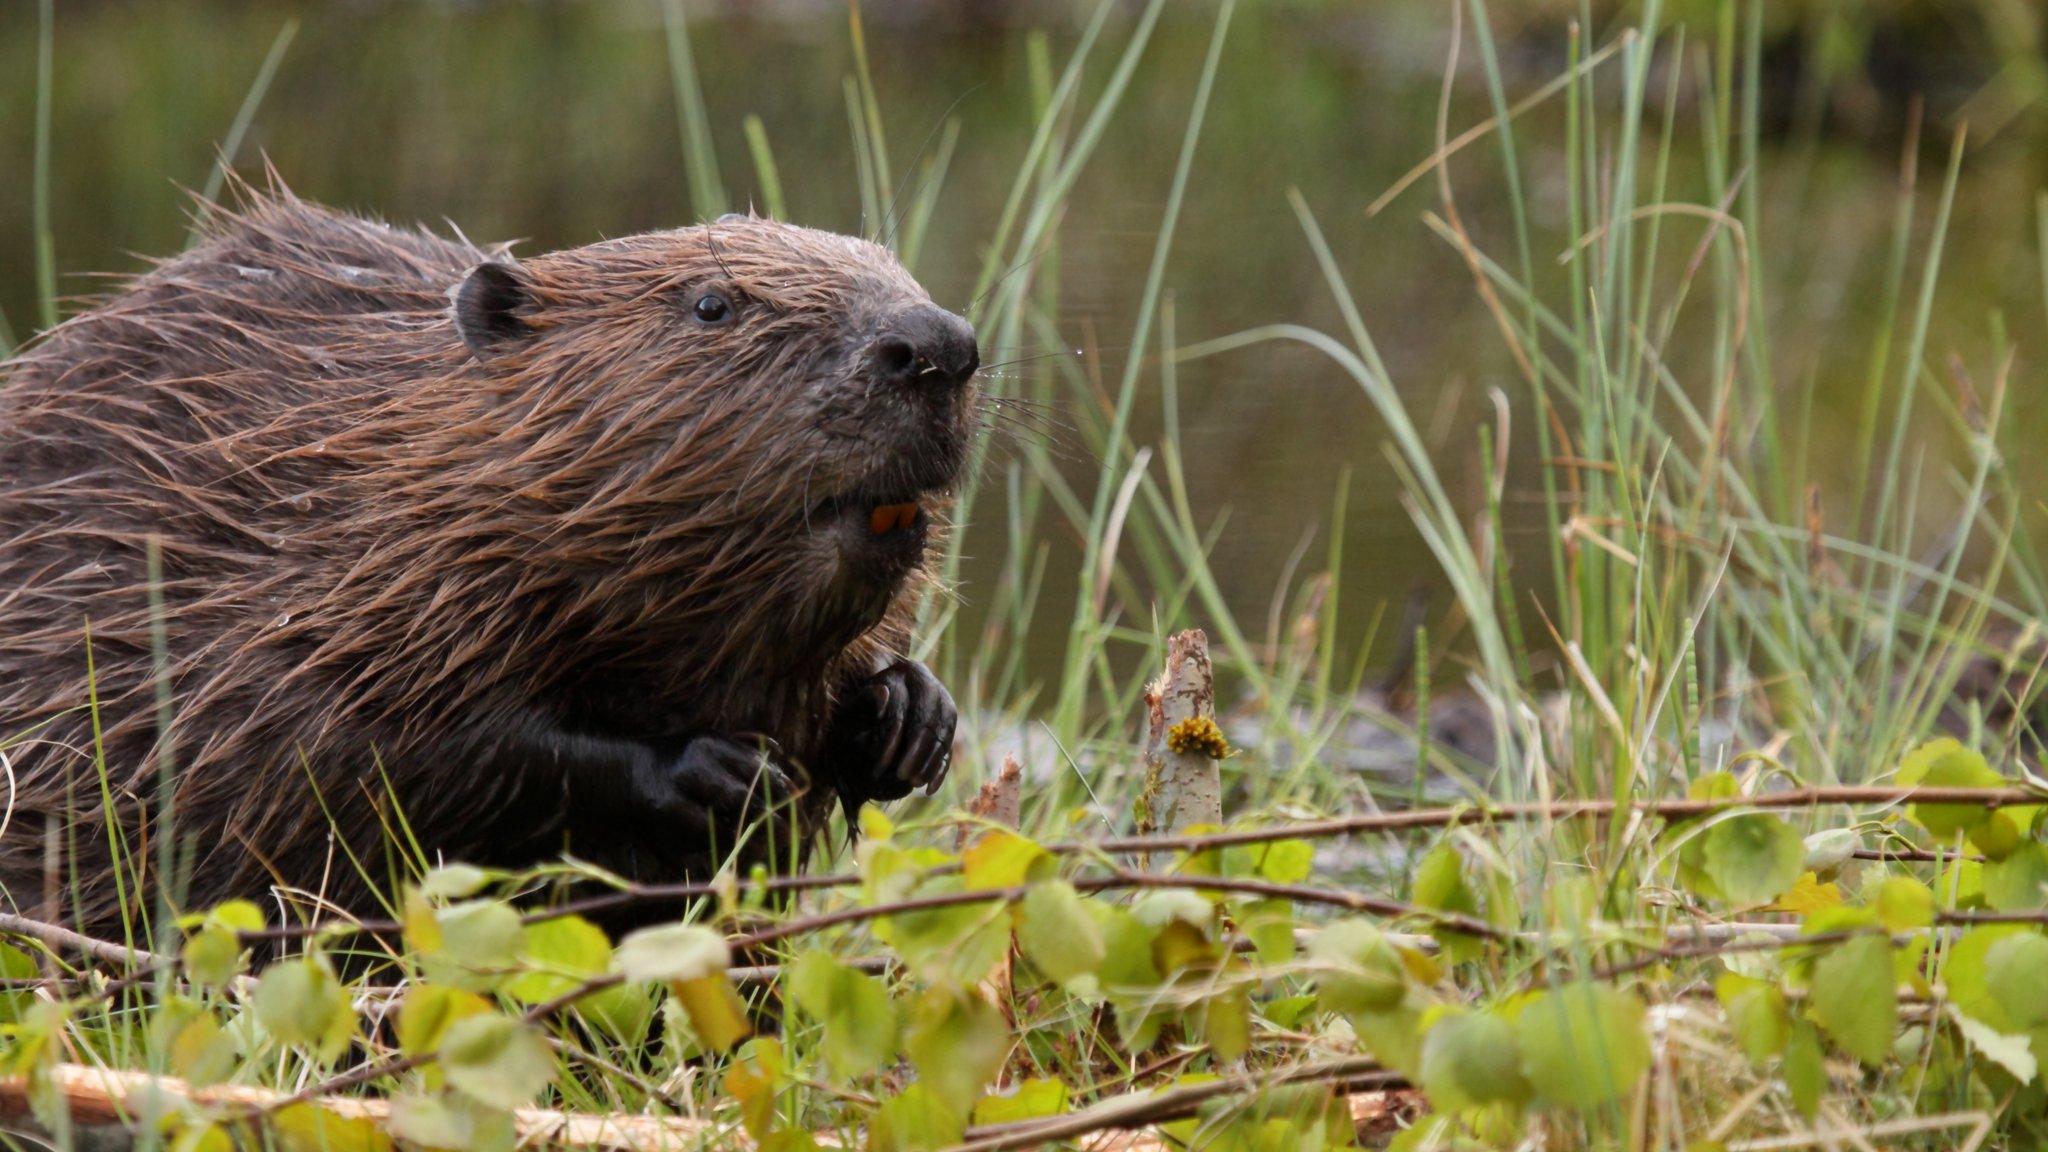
[663,0,728,220]
[1055,0,1235,732]
[191,18,299,242]
[33,0,58,331]
[741,115,787,220]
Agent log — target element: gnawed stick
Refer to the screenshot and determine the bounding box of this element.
[960,753,1026,1025]
[1138,629,1224,847]
[2,1062,1405,1152]
[960,752,1025,841]
[0,1063,784,1152]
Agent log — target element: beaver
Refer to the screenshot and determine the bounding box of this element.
[0,183,978,936]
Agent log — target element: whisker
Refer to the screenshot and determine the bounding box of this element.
[876,84,984,250]
[975,408,1074,455]
[969,232,1063,312]
[976,348,1088,374]
[984,399,1075,437]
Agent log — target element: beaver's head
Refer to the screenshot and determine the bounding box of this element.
[444,215,977,663]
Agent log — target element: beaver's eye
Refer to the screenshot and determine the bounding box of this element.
[692,291,733,326]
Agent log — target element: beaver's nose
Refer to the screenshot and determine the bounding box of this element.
[871,305,979,392]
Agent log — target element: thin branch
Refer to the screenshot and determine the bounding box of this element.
[0,912,162,970]
[943,1057,1400,1152]
[1071,786,2042,857]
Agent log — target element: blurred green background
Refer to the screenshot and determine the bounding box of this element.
[3,0,2045,680]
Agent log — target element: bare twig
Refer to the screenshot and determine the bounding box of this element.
[943,1057,1401,1152]
[0,912,161,970]
[1076,786,2041,858]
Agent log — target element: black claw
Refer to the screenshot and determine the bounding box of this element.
[875,681,908,770]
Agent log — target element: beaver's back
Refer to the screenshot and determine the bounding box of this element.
[2,193,482,483]
[0,195,495,919]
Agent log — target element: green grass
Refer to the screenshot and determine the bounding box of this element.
[6,1,2048,1149]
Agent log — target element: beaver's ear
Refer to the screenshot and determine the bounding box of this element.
[452,261,534,362]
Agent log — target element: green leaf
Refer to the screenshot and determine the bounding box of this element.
[179,900,263,989]
[1945,925,2028,1031]
[207,899,265,932]
[1200,984,1252,1063]
[420,899,527,992]
[1132,890,1217,974]
[1982,931,2048,1030]
[579,982,659,1046]
[1014,881,1105,988]
[614,923,729,984]
[507,914,611,1003]
[1713,972,1789,1066]
[181,926,244,990]
[1800,828,1861,875]
[786,950,898,1081]
[961,829,1047,890]
[1112,999,1171,1054]
[1873,876,1936,932]
[0,944,36,1023]
[1350,1003,1426,1080]
[1091,903,1162,991]
[1810,935,1897,1065]
[165,1009,237,1087]
[1309,919,1409,1014]
[1768,871,1845,915]
[1419,1009,1533,1112]
[1688,771,1741,801]
[387,1093,480,1150]
[672,974,752,1054]
[1941,856,1987,908]
[972,1079,1068,1126]
[1514,982,1650,1108]
[1900,738,2004,838]
[904,988,1008,1114]
[1131,889,1212,932]
[1228,832,1310,877]
[877,877,1012,985]
[1947,1005,2038,1084]
[1264,994,1316,1031]
[396,985,494,1088]
[722,1037,784,1140]
[869,1082,966,1152]
[252,957,353,1063]
[1413,842,1484,961]
[1240,897,1296,966]
[1970,810,2025,860]
[1782,1021,1824,1120]
[271,1103,396,1152]
[169,1123,235,1152]
[419,864,493,901]
[1700,814,1805,906]
[439,1013,556,1110]
[503,914,651,1042]
[858,804,895,842]
[1982,843,2048,911]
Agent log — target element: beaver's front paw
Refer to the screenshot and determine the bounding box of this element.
[825,658,957,814]
[634,735,803,864]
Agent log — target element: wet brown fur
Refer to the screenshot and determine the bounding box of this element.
[0,180,972,932]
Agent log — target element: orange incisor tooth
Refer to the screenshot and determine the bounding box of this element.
[869,503,919,536]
